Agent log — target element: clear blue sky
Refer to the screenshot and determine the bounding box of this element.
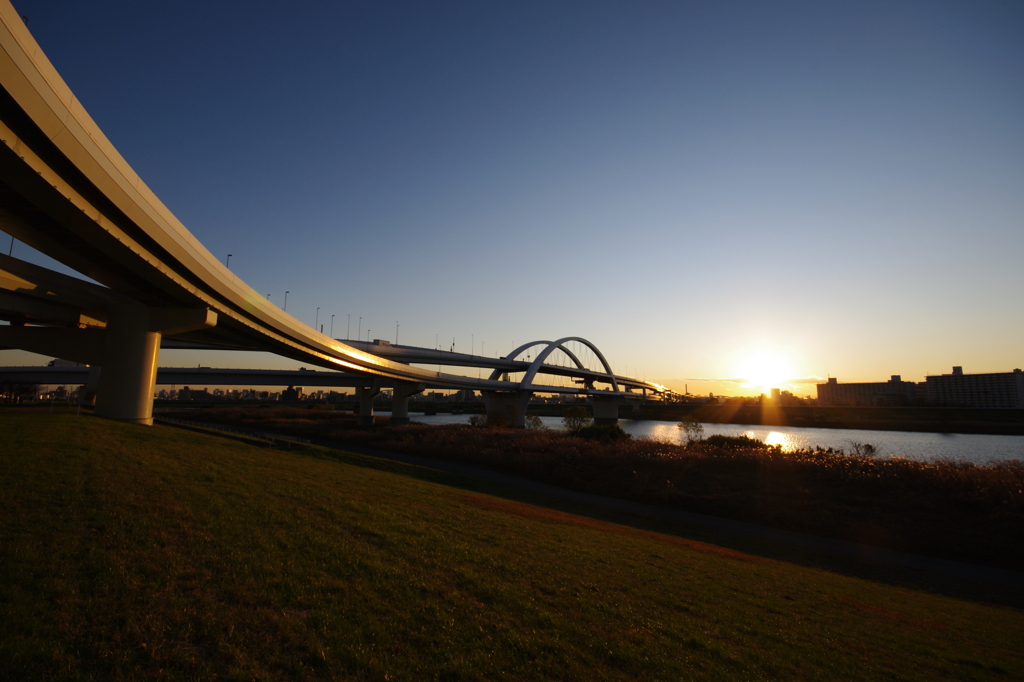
[3,0,1022,395]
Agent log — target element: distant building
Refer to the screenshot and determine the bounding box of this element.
[924,367,1024,409]
[454,389,476,402]
[816,375,918,406]
[176,386,210,401]
[282,385,304,401]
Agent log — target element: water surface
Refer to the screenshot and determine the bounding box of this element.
[402,412,1024,464]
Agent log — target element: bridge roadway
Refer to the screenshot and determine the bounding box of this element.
[0,3,668,425]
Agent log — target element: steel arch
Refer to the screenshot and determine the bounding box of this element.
[488,337,619,393]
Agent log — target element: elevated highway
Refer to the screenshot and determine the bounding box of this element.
[0,3,669,425]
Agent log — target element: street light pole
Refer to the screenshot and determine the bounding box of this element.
[396,321,399,345]
[315,307,319,329]
[284,291,289,311]
[225,254,232,268]
[330,315,335,338]
[367,329,371,343]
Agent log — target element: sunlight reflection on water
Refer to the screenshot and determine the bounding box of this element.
[762,431,794,450]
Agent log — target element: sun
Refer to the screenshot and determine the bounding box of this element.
[736,351,793,394]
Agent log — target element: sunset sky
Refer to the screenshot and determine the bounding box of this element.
[2,0,1022,396]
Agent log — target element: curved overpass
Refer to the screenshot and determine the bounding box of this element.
[0,4,666,422]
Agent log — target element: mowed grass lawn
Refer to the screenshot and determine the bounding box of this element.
[2,412,1022,681]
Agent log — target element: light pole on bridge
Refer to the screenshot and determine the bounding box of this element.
[396,322,399,345]
[225,254,232,268]
[284,291,289,311]
[330,315,335,338]
[315,307,319,330]
[367,329,371,343]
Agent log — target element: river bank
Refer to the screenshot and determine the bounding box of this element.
[161,406,1024,573]
[7,412,1022,680]
[153,400,1024,435]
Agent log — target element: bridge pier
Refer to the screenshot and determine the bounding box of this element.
[590,394,623,425]
[390,381,424,425]
[356,382,382,426]
[0,309,156,422]
[93,306,218,425]
[482,390,532,428]
[94,306,161,424]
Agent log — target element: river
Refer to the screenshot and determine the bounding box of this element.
[399,413,1024,464]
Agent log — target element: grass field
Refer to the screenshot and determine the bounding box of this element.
[2,411,1023,680]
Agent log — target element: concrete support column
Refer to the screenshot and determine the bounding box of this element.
[0,303,216,425]
[95,306,160,425]
[356,383,382,426]
[482,390,532,428]
[390,381,424,426]
[590,394,623,425]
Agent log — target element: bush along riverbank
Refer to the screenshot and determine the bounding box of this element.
[162,406,1024,572]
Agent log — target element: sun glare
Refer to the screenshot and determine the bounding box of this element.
[737,352,793,393]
